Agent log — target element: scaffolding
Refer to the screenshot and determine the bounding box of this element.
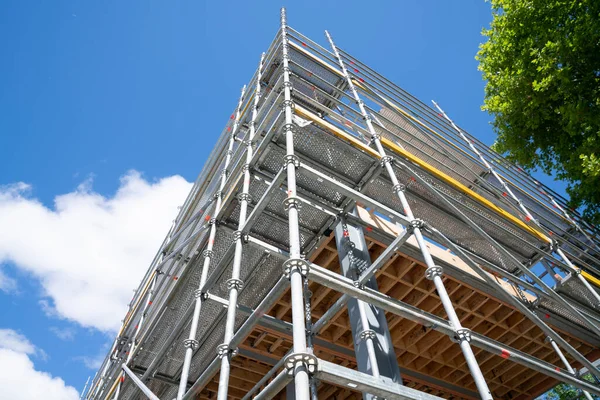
[85,9,600,400]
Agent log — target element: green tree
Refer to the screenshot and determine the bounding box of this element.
[477,0,600,224]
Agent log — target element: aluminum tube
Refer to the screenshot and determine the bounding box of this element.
[548,338,595,400]
[181,277,289,400]
[141,168,286,384]
[434,101,600,307]
[557,246,600,307]
[176,84,248,400]
[426,222,600,377]
[325,29,492,400]
[121,365,159,400]
[241,351,290,400]
[254,370,293,400]
[216,52,267,400]
[410,164,600,374]
[281,8,310,400]
[311,294,348,334]
[312,228,412,335]
[315,359,443,400]
[307,264,600,395]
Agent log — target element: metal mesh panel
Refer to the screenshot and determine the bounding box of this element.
[556,273,600,311]
[289,47,341,92]
[377,107,486,189]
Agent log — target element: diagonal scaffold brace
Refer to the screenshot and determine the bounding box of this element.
[175,83,249,400]
[325,29,494,400]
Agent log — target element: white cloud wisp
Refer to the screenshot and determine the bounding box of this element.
[0,329,79,400]
[0,171,192,332]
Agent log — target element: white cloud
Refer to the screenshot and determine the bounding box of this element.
[0,329,79,400]
[0,171,192,332]
[0,268,18,293]
[0,329,37,355]
[49,326,76,341]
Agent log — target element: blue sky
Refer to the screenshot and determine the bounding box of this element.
[0,1,567,397]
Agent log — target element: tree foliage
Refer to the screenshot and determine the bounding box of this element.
[477,0,600,224]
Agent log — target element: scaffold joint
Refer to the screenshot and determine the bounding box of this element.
[454,328,472,343]
[425,265,444,280]
[392,183,406,193]
[379,155,393,167]
[359,329,377,341]
[226,278,244,291]
[283,258,310,279]
[284,352,318,376]
[283,196,302,211]
[410,219,425,229]
[283,80,294,92]
[237,192,253,204]
[216,343,238,359]
[193,289,208,301]
[202,249,214,259]
[283,154,300,168]
[281,99,295,110]
[183,339,199,350]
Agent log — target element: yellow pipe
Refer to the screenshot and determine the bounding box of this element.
[102,374,120,400]
[582,271,600,288]
[294,104,550,243]
[290,44,600,300]
[288,41,344,78]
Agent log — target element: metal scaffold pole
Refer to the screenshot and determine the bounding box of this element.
[325,30,493,400]
[281,8,312,400]
[175,84,248,400]
[214,52,266,400]
[113,273,159,399]
[433,100,600,311]
[546,336,594,400]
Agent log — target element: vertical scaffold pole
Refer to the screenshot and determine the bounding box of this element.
[215,53,266,400]
[281,8,312,400]
[175,85,248,400]
[325,31,492,400]
[114,273,159,399]
[432,101,600,310]
[546,336,594,400]
[325,30,493,400]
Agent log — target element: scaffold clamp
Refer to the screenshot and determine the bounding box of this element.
[283,196,302,211]
[379,155,393,168]
[359,329,377,341]
[410,219,425,229]
[193,289,208,301]
[454,328,472,343]
[284,352,318,376]
[283,154,300,168]
[283,258,310,279]
[392,183,406,193]
[183,339,199,350]
[425,265,443,280]
[226,278,244,291]
[216,343,238,359]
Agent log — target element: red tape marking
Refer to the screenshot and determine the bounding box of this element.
[500,349,510,359]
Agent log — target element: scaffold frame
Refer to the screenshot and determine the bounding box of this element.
[85,9,600,400]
